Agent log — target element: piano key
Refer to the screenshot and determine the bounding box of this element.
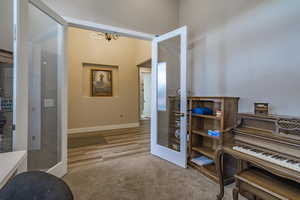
[277,156,286,161]
[233,146,300,173]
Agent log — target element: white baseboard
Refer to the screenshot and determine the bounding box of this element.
[68,122,140,134]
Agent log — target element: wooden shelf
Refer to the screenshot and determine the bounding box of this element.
[171,137,180,144]
[188,161,219,183]
[188,161,235,185]
[192,146,215,159]
[192,114,221,120]
[192,129,220,140]
[0,50,13,64]
[189,96,240,100]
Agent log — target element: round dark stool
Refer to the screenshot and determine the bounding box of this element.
[0,171,73,200]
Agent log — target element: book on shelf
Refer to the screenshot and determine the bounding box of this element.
[208,130,221,137]
[191,156,214,166]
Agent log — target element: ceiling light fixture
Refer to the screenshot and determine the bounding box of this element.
[90,32,120,42]
[104,33,119,42]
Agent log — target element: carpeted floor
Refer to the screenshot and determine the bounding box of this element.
[63,153,244,200]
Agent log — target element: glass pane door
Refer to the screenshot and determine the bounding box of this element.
[157,36,182,151]
[151,26,187,168]
[14,0,67,177]
[28,3,62,171]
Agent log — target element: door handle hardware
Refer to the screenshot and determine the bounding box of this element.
[174,113,185,117]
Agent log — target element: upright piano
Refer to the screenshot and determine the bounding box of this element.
[216,113,300,200]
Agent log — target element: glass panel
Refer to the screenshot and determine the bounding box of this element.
[28,4,62,170]
[157,62,166,111]
[157,36,181,152]
[0,52,13,152]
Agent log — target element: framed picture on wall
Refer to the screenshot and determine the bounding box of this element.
[91,69,113,96]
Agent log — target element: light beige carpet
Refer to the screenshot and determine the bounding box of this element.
[63,153,245,200]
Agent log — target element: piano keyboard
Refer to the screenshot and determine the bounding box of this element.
[233,146,300,173]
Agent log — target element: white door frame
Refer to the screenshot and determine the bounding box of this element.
[151,26,188,168]
[138,67,152,120]
[13,0,68,177]
[64,17,155,41]
[14,0,187,175]
[63,19,189,167]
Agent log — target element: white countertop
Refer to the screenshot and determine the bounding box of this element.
[0,151,27,189]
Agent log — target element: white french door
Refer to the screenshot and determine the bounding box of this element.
[151,26,188,168]
[13,0,68,177]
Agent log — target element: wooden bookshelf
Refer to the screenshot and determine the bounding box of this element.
[192,114,221,120]
[188,160,219,183]
[188,96,239,185]
[192,146,215,159]
[168,97,180,151]
[167,96,239,184]
[192,129,220,140]
[167,96,190,151]
[0,50,13,64]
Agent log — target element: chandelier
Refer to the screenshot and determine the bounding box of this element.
[104,33,119,42]
[90,32,120,42]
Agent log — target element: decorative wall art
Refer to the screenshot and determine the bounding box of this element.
[91,69,113,96]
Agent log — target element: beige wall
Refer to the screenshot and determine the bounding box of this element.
[43,0,179,35]
[135,40,152,65]
[68,27,151,130]
[180,0,300,116]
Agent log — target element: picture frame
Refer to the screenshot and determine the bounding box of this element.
[91,69,113,97]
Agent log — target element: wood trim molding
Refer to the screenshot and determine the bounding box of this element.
[64,16,155,41]
[68,122,140,134]
[83,62,119,68]
[137,59,151,68]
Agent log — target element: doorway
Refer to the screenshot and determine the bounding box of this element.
[65,25,188,171]
[66,27,152,171]
[13,0,188,177]
[140,69,151,119]
[138,60,152,120]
